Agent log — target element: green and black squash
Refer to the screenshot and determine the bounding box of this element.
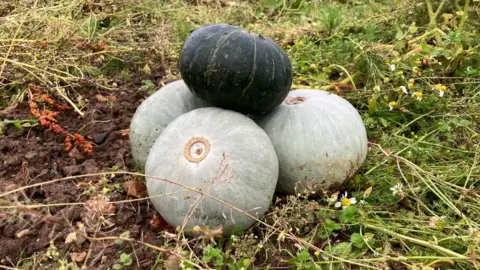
[179,23,293,115]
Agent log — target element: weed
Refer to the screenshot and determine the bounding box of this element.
[112,253,132,269]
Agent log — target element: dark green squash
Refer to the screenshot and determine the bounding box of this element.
[179,23,293,115]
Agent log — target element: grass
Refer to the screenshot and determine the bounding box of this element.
[1,0,480,269]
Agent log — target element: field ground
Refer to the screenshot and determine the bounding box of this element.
[1,0,480,269]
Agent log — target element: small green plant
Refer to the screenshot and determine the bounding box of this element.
[115,231,131,246]
[316,4,344,37]
[2,119,38,133]
[202,245,224,268]
[112,253,132,269]
[289,249,319,270]
[140,79,156,96]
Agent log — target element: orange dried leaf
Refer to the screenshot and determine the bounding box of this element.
[95,94,108,103]
[103,204,117,215]
[84,196,117,216]
[150,213,172,231]
[70,252,87,263]
[122,181,147,198]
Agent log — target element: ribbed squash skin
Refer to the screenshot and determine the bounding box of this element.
[179,23,293,115]
[256,89,368,195]
[145,107,279,235]
[129,80,207,168]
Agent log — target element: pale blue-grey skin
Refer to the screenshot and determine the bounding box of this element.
[145,107,279,235]
[129,80,207,169]
[255,89,368,195]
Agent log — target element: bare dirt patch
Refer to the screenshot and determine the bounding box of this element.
[0,70,176,269]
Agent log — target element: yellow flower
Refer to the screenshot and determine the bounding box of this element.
[335,192,357,209]
[433,84,448,97]
[384,77,390,83]
[412,92,423,101]
[408,79,415,89]
[389,101,397,110]
[397,70,404,76]
[433,84,447,91]
[341,197,351,207]
[297,41,303,47]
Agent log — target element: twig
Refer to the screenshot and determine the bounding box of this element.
[322,74,358,92]
[0,0,38,79]
[364,129,437,175]
[0,171,378,269]
[54,86,84,117]
[328,65,357,90]
[0,266,23,270]
[424,0,447,43]
[363,223,469,260]
[458,0,470,33]
[78,233,204,269]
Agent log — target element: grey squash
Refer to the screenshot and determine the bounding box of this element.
[129,80,207,168]
[145,107,279,235]
[256,89,368,195]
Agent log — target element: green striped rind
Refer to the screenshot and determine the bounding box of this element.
[179,23,293,115]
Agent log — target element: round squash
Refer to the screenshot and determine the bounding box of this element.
[255,89,368,195]
[145,107,279,235]
[129,80,207,168]
[179,23,293,115]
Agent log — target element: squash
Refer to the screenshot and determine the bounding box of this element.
[179,23,293,115]
[129,80,207,168]
[145,107,279,235]
[255,89,368,195]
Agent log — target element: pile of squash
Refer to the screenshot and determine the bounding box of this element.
[129,23,368,236]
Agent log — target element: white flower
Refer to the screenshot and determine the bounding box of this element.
[389,64,396,71]
[439,90,444,97]
[334,192,357,209]
[390,183,404,196]
[399,86,408,95]
[389,101,397,111]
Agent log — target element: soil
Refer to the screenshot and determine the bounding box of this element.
[0,69,176,269]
